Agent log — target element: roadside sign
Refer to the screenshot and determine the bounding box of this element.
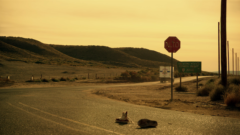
[159,66,171,78]
[159,66,174,83]
[177,62,201,73]
[164,36,181,53]
[164,36,181,101]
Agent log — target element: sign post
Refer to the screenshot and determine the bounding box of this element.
[164,36,180,101]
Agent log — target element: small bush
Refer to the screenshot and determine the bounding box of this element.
[41,78,49,82]
[69,78,75,82]
[210,84,225,101]
[196,87,210,96]
[196,83,214,96]
[60,77,67,81]
[82,77,86,80]
[62,71,68,73]
[26,80,33,82]
[51,78,59,82]
[26,79,41,82]
[141,76,151,82]
[74,77,78,80]
[121,71,130,80]
[198,83,204,86]
[230,77,240,85]
[35,61,44,64]
[34,79,42,82]
[175,86,188,92]
[205,83,215,90]
[206,79,215,84]
[151,75,158,81]
[224,93,240,106]
[227,84,239,94]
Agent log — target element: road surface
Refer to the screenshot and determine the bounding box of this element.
[1,76,239,135]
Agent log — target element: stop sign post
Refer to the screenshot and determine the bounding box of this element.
[164,36,181,101]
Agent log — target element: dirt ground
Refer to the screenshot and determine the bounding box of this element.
[91,77,240,119]
[0,60,139,83]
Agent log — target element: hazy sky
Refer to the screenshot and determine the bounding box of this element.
[1,0,240,72]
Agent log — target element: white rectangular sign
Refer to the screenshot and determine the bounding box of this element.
[159,66,174,78]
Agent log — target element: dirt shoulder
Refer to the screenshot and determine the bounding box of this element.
[91,77,240,119]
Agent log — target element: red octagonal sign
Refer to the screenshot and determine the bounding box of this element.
[164,36,181,53]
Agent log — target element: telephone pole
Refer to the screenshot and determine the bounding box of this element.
[236,53,237,75]
[218,22,221,77]
[227,41,229,75]
[233,48,234,75]
[220,0,227,87]
[238,57,239,76]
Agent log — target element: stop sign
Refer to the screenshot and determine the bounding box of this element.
[164,36,181,53]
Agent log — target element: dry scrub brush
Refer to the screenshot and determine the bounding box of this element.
[196,82,215,96]
[118,69,159,82]
[209,84,225,101]
[51,78,59,82]
[41,78,49,82]
[224,84,240,106]
[175,86,188,92]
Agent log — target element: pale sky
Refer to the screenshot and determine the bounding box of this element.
[1,0,240,72]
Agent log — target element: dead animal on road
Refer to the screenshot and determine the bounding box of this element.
[115,111,129,123]
[138,119,158,128]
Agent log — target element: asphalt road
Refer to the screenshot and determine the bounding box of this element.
[1,76,240,135]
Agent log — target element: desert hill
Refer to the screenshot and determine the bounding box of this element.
[0,36,179,68]
[50,45,174,68]
[115,47,179,65]
[0,36,91,66]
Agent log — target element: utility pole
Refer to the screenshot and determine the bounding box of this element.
[220,0,227,87]
[227,41,229,75]
[218,22,221,77]
[236,53,237,75]
[233,48,234,75]
[238,56,239,76]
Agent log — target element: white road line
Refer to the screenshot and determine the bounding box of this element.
[7,102,89,134]
[18,102,124,135]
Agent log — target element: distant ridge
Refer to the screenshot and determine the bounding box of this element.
[50,45,175,68]
[0,36,89,65]
[0,36,180,68]
[115,47,179,65]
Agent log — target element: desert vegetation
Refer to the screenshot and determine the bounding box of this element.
[175,85,188,92]
[115,68,218,83]
[0,77,15,87]
[115,69,159,82]
[196,76,240,106]
[26,77,79,83]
